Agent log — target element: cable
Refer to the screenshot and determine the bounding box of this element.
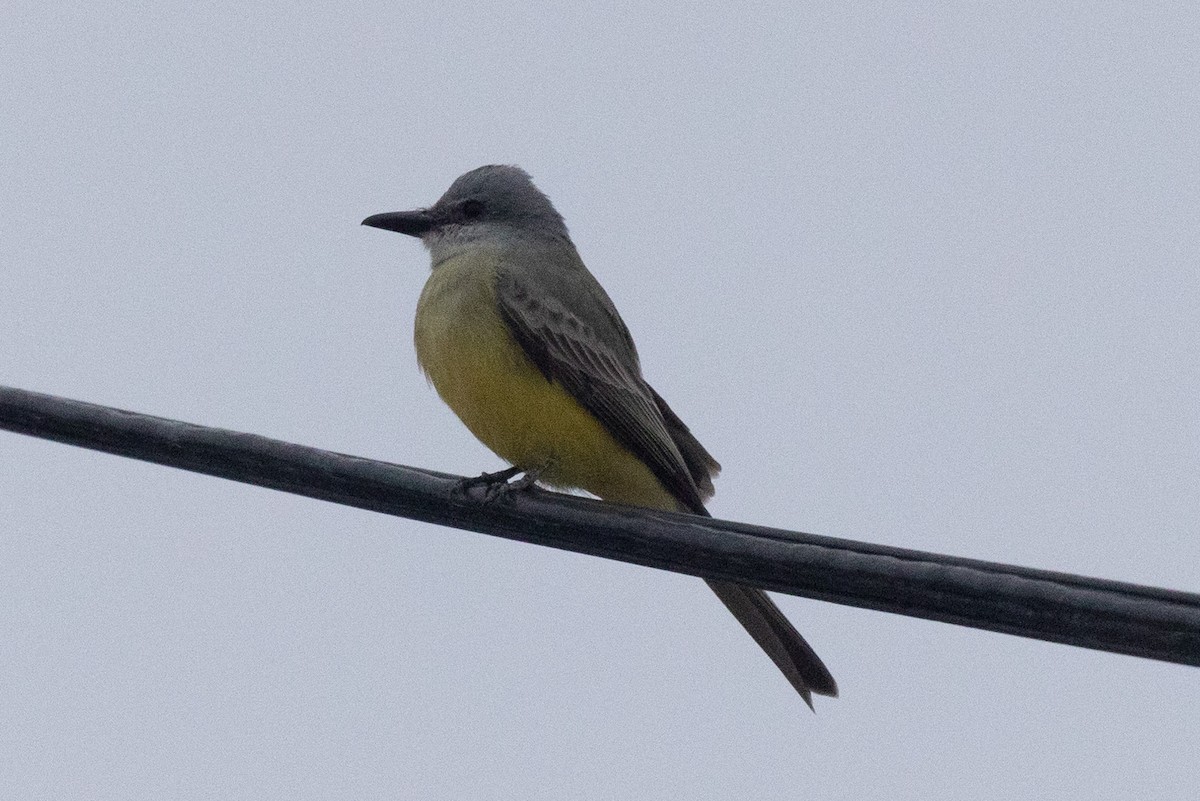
[2,384,1198,666]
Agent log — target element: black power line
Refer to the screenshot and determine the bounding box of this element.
[2,384,1198,667]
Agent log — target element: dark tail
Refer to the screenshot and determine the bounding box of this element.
[648,383,836,709]
[705,579,838,710]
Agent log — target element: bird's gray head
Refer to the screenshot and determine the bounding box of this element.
[362,165,569,249]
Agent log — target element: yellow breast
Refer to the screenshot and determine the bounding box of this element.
[412,249,675,509]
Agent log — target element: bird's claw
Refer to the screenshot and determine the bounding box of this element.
[457,466,541,504]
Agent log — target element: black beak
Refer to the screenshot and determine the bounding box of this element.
[361,209,436,237]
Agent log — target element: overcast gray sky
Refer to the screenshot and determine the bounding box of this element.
[3,3,1198,799]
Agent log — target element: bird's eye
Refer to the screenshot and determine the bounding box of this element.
[461,199,485,219]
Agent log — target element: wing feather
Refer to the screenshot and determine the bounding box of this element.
[494,263,715,513]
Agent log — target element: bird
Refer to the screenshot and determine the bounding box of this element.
[363,165,836,708]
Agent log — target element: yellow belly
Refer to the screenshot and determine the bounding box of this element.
[413,250,676,510]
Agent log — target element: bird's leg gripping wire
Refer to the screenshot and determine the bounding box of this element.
[456,465,543,503]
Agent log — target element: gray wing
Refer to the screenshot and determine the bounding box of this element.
[648,385,720,500]
[493,251,719,512]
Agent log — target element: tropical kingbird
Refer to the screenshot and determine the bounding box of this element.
[363,165,836,708]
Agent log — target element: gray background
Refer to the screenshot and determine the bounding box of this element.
[3,3,1197,799]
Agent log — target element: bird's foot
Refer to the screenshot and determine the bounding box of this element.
[457,466,541,503]
[458,466,522,490]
